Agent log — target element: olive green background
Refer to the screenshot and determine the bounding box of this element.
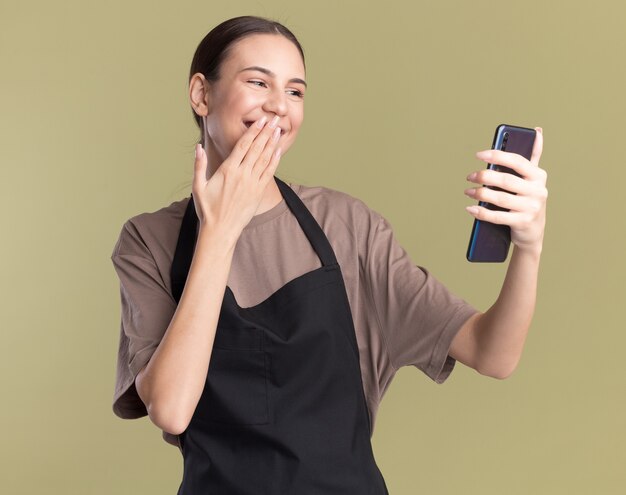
[1,0,624,493]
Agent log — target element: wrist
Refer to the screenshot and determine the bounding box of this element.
[511,242,543,263]
[197,223,240,255]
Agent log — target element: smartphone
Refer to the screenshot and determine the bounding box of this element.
[466,124,536,262]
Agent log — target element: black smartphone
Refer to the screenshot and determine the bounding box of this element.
[466,124,536,262]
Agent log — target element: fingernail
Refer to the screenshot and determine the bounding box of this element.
[256,116,268,128]
[272,127,281,142]
[536,127,543,134]
[466,172,477,181]
[466,206,479,215]
[464,188,476,196]
[476,150,490,159]
[269,115,280,128]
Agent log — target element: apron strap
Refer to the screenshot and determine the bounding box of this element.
[274,176,338,268]
[171,192,198,304]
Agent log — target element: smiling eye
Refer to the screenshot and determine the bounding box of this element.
[248,80,267,87]
[287,89,304,98]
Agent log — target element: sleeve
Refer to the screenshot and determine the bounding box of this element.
[363,212,479,384]
[110,220,177,419]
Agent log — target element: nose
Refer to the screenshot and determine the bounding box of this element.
[263,87,288,117]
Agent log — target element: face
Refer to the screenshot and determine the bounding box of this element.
[200,34,306,163]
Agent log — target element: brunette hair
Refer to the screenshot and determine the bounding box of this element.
[189,16,305,146]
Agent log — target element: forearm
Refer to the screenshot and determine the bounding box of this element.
[460,126,546,378]
[136,226,240,434]
[473,245,541,378]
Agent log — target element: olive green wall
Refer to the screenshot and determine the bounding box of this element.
[2,0,623,493]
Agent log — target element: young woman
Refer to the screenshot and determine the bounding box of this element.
[111,15,547,494]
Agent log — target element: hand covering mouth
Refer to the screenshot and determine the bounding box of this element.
[244,121,286,135]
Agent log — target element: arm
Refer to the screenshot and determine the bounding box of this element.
[135,227,239,435]
[449,127,547,379]
[135,116,282,434]
[449,246,540,379]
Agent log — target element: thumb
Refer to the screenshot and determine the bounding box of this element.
[192,143,207,189]
[530,127,543,167]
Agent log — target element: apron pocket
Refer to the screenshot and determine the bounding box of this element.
[194,327,269,426]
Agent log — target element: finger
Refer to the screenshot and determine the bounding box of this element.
[475,149,542,181]
[465,204,524,226]
[467,168,536,196]
[465,186,528,212]
[192,143,207,190]
[530,127,543,167]
[259,147,282,183]
[228,115,269,166]
[241,115,281,168]
[251,126,281,175]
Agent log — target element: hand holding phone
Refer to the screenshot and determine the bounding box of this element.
[466,124,537,262]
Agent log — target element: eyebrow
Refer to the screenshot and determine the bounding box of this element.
[239,66,307,88]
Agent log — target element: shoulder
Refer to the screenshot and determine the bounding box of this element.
[111,196,190,260]
[292,182,387,263]
[294,182,385,233]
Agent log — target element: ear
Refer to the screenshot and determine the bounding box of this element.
[189,73,212,117]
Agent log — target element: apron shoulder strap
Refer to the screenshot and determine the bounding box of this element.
[274,176,338,268]
[171,194,197,304]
